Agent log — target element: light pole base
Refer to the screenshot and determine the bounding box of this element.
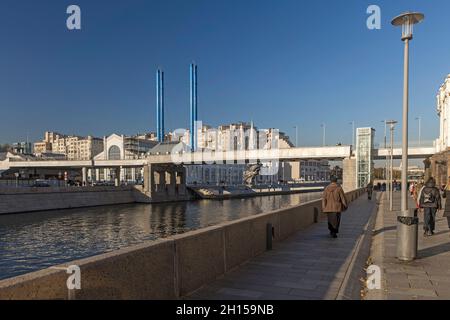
[396,209,418,261]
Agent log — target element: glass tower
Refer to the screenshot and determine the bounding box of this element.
[356,128,375,188]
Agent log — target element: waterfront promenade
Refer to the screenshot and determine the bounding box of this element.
[366,192,450,300]
[188,194,378,300]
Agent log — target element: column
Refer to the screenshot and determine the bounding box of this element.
[143,165,150,193]
[82,167,88,187]
[114,167,120,187]
[342,157,357,192]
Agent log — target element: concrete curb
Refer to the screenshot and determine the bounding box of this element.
[336,192,381,300]
[363,192,389,300]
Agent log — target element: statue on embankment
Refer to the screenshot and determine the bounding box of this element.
[243,163,262,186]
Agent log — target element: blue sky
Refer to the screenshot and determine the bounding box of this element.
[1,0,449,146]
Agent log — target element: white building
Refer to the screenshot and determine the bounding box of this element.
[168,122,329,185]
[288,160,331,182]
[92,133,158,183]
[436,74,450,152]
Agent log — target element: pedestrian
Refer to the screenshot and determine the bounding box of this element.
[414,180,424,209]
[366,181,374,200]
[409,182,415,196]
[442,180,450,232]
[382,182,386,192]
[322,176,348,238]
[419,177,442,236]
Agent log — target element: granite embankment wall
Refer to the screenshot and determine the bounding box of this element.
[0,188,365,300]
[0,186,143,215]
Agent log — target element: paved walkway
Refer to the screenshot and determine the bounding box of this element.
[188,195,377,300]
[366,192,450,300]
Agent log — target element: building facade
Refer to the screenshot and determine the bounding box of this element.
[12,142,32,155]
[426,75,450,186]
[436,75,450,153]
[92,133,159,183]
[295,160,330,182]
[168,122,329,185]
[33,131,103,160]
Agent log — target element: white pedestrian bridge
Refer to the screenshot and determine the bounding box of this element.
[1,146,353,170]
[0,145,437,171]
[374,146,436,160]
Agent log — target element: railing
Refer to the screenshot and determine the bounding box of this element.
[0,179,67,188]
[374,140,435,149]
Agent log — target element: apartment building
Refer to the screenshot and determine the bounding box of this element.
[33,131,104,160]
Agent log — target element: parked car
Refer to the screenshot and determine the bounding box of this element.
[31,179,50,187]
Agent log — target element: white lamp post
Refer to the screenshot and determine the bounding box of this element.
[321,123,326,147]
[415,116,422,146]
[391,11,424,261]
[386,120,398,212]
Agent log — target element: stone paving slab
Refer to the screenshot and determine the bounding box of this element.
[366,192,450,300]
[187,194,377,300]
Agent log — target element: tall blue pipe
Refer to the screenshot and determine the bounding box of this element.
[190,64,198,151]
[156,69,164,143]
[156,70,160,142]
[160,70,165,142]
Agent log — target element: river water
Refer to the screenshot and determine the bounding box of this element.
[0,192,322,280]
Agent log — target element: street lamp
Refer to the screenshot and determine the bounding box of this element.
[321,123,326,147]
[381,120,388,180]
[392,11,424,262]
[415,116,422,146]
[386,120,398,212]
[349,121,355,148]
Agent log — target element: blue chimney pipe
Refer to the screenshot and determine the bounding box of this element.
[156,69,164,142]
[190,64,198,151]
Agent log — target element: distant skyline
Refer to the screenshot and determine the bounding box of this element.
[1,0,449,146]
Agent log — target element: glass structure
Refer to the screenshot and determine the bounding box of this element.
[356,128,375,188]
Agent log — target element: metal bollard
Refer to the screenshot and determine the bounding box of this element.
[396,208,418,261]
[313,208,319,223]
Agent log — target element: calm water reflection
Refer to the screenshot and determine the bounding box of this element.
[0,192,321,280]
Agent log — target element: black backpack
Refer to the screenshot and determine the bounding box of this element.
[423,189,436,204]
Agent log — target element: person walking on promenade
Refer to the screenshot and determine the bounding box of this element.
[322,176,348,238]
[442,179,450,232]
[419,177,442,236]
[409,182,415,196]
[414,180,425,208]
[366,181,374,200]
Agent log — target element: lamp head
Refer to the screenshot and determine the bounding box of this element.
[391,12,424,41]
[386,120,398,127]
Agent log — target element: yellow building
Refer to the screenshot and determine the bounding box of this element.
[33,131,103,160]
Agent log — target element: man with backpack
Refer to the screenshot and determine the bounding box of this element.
[419,177,442,236]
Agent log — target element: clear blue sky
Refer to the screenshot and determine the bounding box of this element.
[1,0,449,146]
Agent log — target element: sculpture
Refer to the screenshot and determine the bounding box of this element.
[243,163,262,186]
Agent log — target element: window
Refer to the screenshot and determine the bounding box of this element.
[108,146,121,160]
